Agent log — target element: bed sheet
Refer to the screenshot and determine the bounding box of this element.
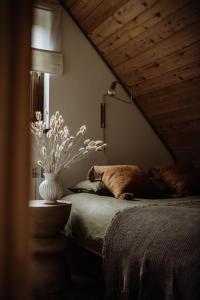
[62,193,200,255]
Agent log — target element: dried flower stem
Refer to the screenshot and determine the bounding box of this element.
[31,111,106,174]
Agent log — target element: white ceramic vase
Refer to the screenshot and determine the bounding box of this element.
[39,173,63,204]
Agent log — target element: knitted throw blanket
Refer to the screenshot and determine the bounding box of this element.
[103,205,200,300]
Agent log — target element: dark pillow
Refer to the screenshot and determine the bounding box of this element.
[69,179,111,196]
[149,163,200,195]
[147,168,174,194]
[87,165,163,200]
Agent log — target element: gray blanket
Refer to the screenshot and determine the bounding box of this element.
[62,193,200,255]
[103,205,200,300]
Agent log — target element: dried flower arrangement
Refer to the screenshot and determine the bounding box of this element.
[31,111,106,174]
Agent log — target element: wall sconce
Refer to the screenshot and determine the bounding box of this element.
[100,81,134,136]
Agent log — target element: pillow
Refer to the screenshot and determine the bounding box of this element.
[69,179,111,196]
[149,163,200,195]
[147,168,174,194]
[87,165,163,200]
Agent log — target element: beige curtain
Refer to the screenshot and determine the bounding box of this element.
[0,0,33,299]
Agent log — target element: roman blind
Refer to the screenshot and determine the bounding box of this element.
[31,0,63,75]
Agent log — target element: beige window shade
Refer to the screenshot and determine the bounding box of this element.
[31,0,63,75]
[32,48,63,75]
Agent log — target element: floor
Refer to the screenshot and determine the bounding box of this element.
[31,242,105,300]
[66,242,105,300]
[67,274,104,300]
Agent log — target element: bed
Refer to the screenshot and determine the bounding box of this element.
[61,164,200,299]
[62,193,200,255]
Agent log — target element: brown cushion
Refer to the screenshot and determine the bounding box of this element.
[87,165,162,200]
[150,164,200,195]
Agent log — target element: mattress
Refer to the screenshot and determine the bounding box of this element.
[61,193,200,255]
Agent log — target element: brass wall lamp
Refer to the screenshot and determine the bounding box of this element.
[100,81,134,130]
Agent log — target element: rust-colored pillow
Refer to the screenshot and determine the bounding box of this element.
[150,164,200,195]
[87,165,162,200]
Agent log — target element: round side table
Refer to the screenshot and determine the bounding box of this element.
[29,200,71,298]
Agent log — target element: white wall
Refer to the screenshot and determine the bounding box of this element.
[49,9,173,188]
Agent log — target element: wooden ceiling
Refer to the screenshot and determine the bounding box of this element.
[62,0,200,168]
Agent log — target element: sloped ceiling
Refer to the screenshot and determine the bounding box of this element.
[62,0,200,168]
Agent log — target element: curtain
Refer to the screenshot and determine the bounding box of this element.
[0,0,32,299]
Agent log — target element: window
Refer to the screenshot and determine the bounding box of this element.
[31,0,63,75]
[30,71,49,123]
[30,0,63,122]
[31,1,63,198]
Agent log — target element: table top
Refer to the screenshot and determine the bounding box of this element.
[29,200,72,236]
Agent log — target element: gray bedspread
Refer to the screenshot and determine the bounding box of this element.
[103,204,200,300]
[62,193,200,255]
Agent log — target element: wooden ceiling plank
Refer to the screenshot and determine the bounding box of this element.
[175,150,200,155]
[82,0,130,33]
[115,21,200,76]
[174,152,200,168]
[175,151,200,158]
[88,0,157,42]
[133,61,200,96]
[163,145,200,156]
[151,106,200,127]
[135,77,200,104]
[98,0,190,56]
[135,74,200,118]
[173,145,200,152]
[166,140,200,149]
[166,138,200,149]
[147,118,200,139]
[62,0,77,8]
[125,40,200,85]
[156,129,200,143]
[146,127,200,147]
[174,156,200,171]
[167,145,200,154]
[150,111,200,129]
[175,148,200,155]
[69,0,103,23]
[137,93,200,117]
[143,116,200,135]
[107,3,200,68]
[151,132,200,152]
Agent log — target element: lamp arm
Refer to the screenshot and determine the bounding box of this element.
[100,94,106,128]
[108,95,132,104]
[100,82,134,142]
[100,92,132,129]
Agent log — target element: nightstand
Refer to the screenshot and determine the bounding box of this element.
[29,200,71,299]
